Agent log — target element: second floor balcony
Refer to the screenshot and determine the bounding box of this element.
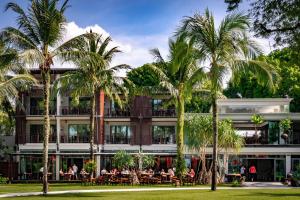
[60,106,91,115]
[27,106,56,115]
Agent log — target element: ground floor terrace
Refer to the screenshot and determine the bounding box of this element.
[3,146,300,183]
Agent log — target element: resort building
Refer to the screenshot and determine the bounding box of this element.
[5,68,300,182]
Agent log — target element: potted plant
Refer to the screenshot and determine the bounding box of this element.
[251,114,264,142]
[279,118,292,143]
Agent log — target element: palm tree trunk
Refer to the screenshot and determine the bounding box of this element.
[42,70,50,195]
[211,95,218,191]
[90,92,96,161]
[176,89,185,182]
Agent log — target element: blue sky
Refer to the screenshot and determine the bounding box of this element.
[0,0,267,69]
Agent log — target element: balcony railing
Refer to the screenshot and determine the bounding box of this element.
[152,109,176,117]
[60,135,89,143]
[60,106,91,115]
[105,108,131,118]
[29,134,57,143]
[28,106,56,115]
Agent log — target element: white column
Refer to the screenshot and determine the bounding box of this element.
[56,155,60,180]
[286,155,291,177]
[96,155,101,176]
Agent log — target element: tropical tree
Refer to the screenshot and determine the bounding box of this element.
[279,118,292,142]
[146,34,206,180]
[179,9,276,190]
[251,114,264,142]
[57,32,129,163]
[218,119,244,182]
[1,0,92,194]
[113,150,135,170]
[185,114,213,184]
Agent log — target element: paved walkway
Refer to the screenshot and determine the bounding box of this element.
[242,182,288,188]
[0,184,293,198]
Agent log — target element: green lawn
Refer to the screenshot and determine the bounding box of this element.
[1,189,300,200]
[0,183,211,194]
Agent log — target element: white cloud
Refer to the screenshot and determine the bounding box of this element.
[56,22,170,74]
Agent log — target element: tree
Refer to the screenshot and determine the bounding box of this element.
[279,118,292,143]
[225,48,300,112]
[185,114,213,184]
[113,150,135,170]
[225,0,300,49]
[179,9,276,190]
[57,32,129,164]
[1,0,92,194]
[218,119,244,182]
[146,34,206,180]
[251,114,264,143]
[185,115,244,184]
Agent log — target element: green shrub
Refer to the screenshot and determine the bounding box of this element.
[84,160,96,174]
[231,179,241,187]
[0,176,8,184]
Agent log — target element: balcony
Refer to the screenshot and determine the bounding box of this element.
[152,109,176,117]
[60,106,91,115]
[105,108,131,118]
[28,106,56,115]
[29,133,57,143]
[60,135,89,143]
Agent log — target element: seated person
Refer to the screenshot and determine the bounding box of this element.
[101,168,107,175]
[59,169,64,177]
[168,168,175,177]
[188,168,195,178]
[80,168,88,178]
[160,169,166,175]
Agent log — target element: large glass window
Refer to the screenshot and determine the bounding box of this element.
[68,124,89,143]
[152,126,175,144]
[29,124,56,143]
[106,125,131,144]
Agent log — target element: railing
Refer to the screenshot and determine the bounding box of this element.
[60,135,89,143]
[28,106,56,115]
[60,106,91,115]
[152,109,176,117]
[105,108,131,117]
[29,134,57,143]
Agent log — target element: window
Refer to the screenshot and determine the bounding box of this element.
[106,125,131,144]
[152,126,175,144]
[152,99,163,111]
[30,124,56,143]
[68,124,89,143]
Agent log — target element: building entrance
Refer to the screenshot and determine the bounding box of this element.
[243,159,274,181]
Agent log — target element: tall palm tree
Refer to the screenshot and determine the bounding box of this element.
[1,0,91,194]
[147,34,206,180]
[179,9,276,190]
[57,32,129,164]
[0,41,35,100]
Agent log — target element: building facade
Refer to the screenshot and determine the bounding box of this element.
[11,69,300,182]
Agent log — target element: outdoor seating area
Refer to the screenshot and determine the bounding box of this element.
[80,168,196,186]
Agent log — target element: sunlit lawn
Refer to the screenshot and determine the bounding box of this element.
[1,189,300,200]
[0,183,213,194]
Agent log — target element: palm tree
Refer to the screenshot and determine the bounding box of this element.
[57,32,129,164]
[0,40,35,100]
[1,0,92,194]
[179,9,276,190]
[147,34,206,180]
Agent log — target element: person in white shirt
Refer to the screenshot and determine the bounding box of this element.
[101,168,107,175]
[72,164,78,179]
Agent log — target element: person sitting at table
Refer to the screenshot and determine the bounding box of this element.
[160,169,166,175]
[59,169,64,179]
[80,168,88,178]
[101,168,107,175]
[168,168,175,178]
[121,168,129,175]
[67,166,74,180]
[188,168,195,178]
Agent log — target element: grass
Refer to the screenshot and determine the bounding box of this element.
[0,183,213,194]
[1,189,300,200]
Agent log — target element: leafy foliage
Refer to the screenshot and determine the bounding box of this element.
[141,154,155,169]
[113,150,135,170]
[279,118,292,132]
[84,160,97,174]
[225,0,300,49]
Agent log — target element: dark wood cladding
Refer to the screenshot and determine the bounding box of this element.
[130,96,152,118]
[130,96,152,145]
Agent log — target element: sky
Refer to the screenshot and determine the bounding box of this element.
[0,0,273,70]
